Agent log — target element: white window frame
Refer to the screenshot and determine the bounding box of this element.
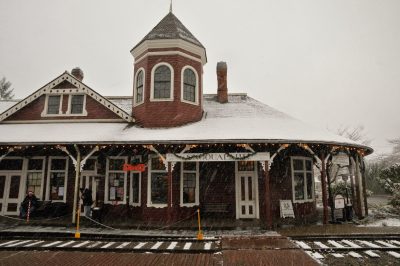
[25,156,46,200]
[180,65,199,105]
[46,156,69,203]
[133,68,145,106]
[180,162,199,207]
[291,156,315,203]
[129,171,141,206]
[150,62,174,102]
[105,156,128,204]
[66,94,88,116]
[147,155,168,208]
[41,94,63,117]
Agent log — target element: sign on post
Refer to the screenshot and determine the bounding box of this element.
[334,195,345,209]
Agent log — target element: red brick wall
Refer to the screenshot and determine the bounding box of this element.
[4,95,122,121]
[132,52,203,128]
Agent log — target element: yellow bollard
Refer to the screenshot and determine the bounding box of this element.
[197,209,204,240]
[75,203,81,239]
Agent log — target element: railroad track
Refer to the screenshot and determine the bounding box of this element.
[0,238,220,253]
[291,235,400,261]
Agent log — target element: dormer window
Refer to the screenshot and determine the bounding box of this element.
[181,66,199,105]
[151,63,174,101]
[134,69,145,105]
[47,95,61,114]
[70,95,84,114]
[42,93,87,117]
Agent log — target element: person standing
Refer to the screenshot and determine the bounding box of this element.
[20,190,38,218]
[81,188,93,217]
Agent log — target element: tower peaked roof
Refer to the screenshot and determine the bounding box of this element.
[132,12,204,50]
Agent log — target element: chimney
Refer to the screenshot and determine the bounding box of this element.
[217,62,228,103]
[71,67,84,81]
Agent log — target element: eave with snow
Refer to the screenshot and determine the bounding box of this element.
[0,10,372,228]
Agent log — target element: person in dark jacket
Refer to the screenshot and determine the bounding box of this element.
[20,190,39,218]
[81,188,93,217]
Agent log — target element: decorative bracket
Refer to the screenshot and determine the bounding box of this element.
[80,146,99,171]
[268,144,289,170]
[58,146,78,168]
[0,148,14,163]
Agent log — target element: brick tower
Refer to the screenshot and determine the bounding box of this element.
[130,11,207,128]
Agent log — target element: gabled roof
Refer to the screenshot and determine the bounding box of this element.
[132,12,204,51]
[0,72,134,123]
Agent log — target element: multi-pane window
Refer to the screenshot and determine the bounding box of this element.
[130,172,141,206]
[135,70,144,104]
[106,157,127,203]
[153,65,171,99]
[237,161,255,172]
[0,159,23,171]
[181,162,199,206]
[70,95,84,114]
[48,157,68,201]
[148,157,168,206]
[291,157,314,202]
[47,95,61,114]
[183,68,196,103]
[26,158,44,199]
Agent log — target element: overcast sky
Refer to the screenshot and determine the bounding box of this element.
[0,0,399,156]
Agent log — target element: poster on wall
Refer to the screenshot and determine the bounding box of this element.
[58,187,64,197]
[110,187,116,200]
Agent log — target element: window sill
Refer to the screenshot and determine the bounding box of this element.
[150,98,174,102]
[133,101,144,107]
[105,200,127,205]
[180,203,199,208]
[181,99,199,106]
[147,203,168,208]
[130,203,141,207]
[293,199,315,204]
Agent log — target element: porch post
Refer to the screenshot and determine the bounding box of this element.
[320,153,329,225]
[72,145,81,224]
[354,155,364,219]
[360,155,369,216]
[348,157,356,215]
[167,162,172,221]
[264,161,273,229]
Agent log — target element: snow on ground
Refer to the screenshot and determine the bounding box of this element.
[358,218,400,227]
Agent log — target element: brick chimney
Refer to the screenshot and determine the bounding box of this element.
[71,67,84,81]
[217,62,228,103]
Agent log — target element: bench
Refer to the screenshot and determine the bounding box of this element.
[202,203,230,214]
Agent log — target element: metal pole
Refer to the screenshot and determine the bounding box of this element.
[72,145,81,224]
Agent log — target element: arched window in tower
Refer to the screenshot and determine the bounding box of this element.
[183,68,196,103]
[154,65,171,99]
[135,70,144,104]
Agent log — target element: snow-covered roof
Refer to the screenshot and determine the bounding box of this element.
[0,94,373,153]
[132,12,204,51]
[0,100,20,113]
[107,96,133,114]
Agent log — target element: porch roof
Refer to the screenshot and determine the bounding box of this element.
[0,95,372,153]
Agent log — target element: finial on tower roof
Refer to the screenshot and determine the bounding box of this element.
[169,0,173,13]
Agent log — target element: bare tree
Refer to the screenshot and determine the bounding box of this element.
[336,125,371,146]
[0,77,14,100]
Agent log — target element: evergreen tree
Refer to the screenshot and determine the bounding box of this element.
[0,77,14,100]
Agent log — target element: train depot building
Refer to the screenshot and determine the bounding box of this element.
[0,11,372,229]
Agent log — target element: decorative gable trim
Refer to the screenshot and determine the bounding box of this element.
[0,72,134,122]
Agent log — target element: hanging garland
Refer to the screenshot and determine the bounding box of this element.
[224,151,258,160]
